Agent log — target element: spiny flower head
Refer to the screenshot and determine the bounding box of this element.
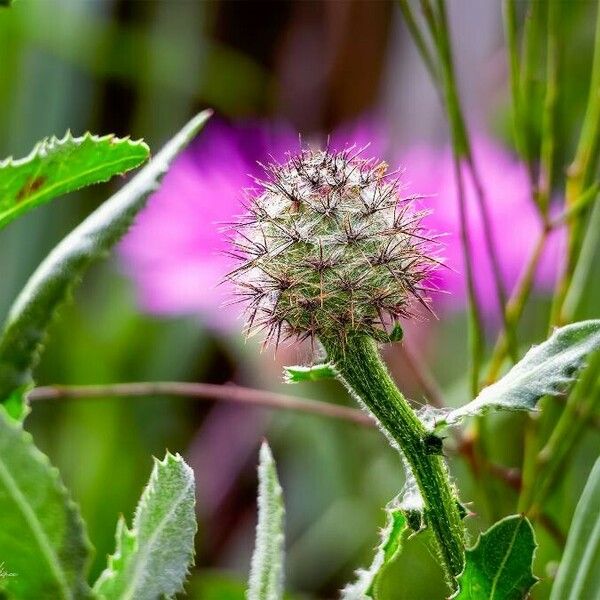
[225,146,441,347]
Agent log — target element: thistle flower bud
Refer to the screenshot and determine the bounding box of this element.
[225,146,440,346]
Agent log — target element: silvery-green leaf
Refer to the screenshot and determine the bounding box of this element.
[283,363,337,383]
[341,472,425,599]
[341,498,407,599]
[0,132,149,230]
[0,111,211,420]
[247,442,285,600]
[93,452,196,600]
[0,409,92,599]
[441,321,600,428]
[550,457,600,600]
[452,515,537,600]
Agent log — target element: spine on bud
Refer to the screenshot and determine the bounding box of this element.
[322,335,465,585]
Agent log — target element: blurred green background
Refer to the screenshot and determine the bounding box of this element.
[0,1,599,598]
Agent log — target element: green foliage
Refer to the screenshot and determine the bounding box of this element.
[452,515,537,600]
[0,409,92,599]
[0,132,149,230]
[342,497,408,600]
[441,320,600,427]
[283,363,337,383]
[0,111,211,420]
[247,442,285,600]
[93,452,196,600]
[550,457,600,600]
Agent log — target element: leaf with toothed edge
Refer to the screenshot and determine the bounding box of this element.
[0,111,212,421]
[283,363,337,383]
[342,472,425,599]
[341,498,407,599]
[247,442,285,600]
[92,452,197,600]
[452,515,537,600]
[0,409,92,599]
[0,132,149,230]
[436,321,600,430]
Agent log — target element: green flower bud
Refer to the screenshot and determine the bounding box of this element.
[226,146,441,346]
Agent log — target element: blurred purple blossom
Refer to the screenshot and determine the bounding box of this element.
[120,117,562,329]
[120,119,297,329]
[399,135,563,317]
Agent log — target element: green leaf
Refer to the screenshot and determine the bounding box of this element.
[550,457,600,600]
[93,452,197,600]
[0,111,211,420]
[341,497,408,600]
[0,409,92,599]
[442,320,600,428]
[247,442,285,600]
[0,132,149,230]
[453,515,537,600]
[283,363,337,383]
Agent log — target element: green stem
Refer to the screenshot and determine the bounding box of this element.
[519,0,546,179]
[537,0,559,216]
[397,0,441,91]
[426,0,516,365]
[322,335,465,584]
[550,3,600,327]
[562,190,600,320]
[503,0,527,163]
[484,227,549,385]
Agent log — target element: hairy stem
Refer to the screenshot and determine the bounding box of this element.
[322,335,465,584]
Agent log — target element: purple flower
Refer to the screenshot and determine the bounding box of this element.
[397,134,563,317]
[120,118,297,329]
[121,117,562,330]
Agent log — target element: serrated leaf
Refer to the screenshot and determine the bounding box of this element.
[0,111,211,420]
[283,363,337,383]
[341,498,407,600]
[342,471,427,600]
[0,132,149,230]
[0,409,92,599]
[453,515,537,600]
[441,321,600,428]
[247,442,285,600]
[93,452,197,600]
[550,457,600,600]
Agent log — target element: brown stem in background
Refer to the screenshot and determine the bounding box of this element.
[30,380,568,544]
[29,382,374,427]
[398,343,445,408]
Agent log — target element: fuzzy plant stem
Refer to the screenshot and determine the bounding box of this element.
[322,334,465,584]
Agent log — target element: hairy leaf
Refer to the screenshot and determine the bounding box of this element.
[341,498,407,599]
[453,515,537,600]
[0,132,149,230]
[0,410,92,599]
[441,321,600,427]
[550,457,600,599]
[283,363,337,383]
[247,442,285,600]
[93,452,196,600]
[0,111,211,420]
